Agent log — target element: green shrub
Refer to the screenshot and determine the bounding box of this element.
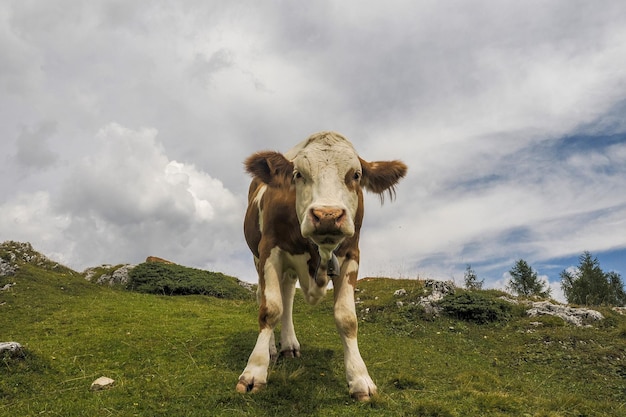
[127,262,252,300]
[438,291,512,324]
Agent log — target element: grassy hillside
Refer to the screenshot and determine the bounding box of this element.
[1,246,626,416]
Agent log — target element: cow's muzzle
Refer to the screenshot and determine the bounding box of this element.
[310,207,346,232]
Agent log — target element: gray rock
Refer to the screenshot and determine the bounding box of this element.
[0,342,23,356]
[96,264,136,286]
[526,301,604,326]
[0,258,18,277]
[394,288,407,297]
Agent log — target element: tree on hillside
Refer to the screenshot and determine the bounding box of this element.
[560,251,626,306]
[464,264,483,290]
[507,259,551,298]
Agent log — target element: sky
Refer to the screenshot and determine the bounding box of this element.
[2,1,626,303]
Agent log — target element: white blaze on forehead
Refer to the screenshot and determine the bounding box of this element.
[290,132,361,182]
[285,131,358,164]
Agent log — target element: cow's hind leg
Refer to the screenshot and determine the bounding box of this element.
[237,249,283,393]
[332,259,377,401]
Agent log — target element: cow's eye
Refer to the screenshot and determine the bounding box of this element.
[353,171,362,181]
[294,171,303,181]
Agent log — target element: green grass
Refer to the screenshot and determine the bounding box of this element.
[2,261,626,416]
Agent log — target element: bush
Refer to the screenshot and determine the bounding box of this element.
[438,291,512,324]
[127,262,252,300]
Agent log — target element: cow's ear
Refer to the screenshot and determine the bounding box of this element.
[359,157,408,202]
[244,151,294,186]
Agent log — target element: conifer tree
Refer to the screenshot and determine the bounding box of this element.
[507,259,551,298]
[560,251,626,306]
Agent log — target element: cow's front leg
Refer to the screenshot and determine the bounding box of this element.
[237,249,283,393]
[332,259,377,401]
[279,271,300,357]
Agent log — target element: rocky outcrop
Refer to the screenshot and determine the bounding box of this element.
[83,264,136,286]
[393,279,456,316]
[526,301,604,326]
[1,241,52,266]
[500,296,604,326]
[0,258,17,277]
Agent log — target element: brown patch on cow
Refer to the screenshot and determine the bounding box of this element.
[359,158,408,202]
[244,151,294,188]
[145,256,175,265]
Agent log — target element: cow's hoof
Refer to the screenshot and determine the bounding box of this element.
[236,378,266,394]
[351,391,372,402]
[280,348,301,358]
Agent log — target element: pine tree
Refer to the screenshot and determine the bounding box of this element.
[507,259,551,298]
[560,251,626,306]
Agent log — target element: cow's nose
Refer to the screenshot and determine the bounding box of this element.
[310,207,346,229]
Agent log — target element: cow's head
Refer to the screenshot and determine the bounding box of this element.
[245,131,407,260]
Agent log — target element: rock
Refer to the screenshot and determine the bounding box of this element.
[238,280,256,291]
[1,282,15,291]
[146,256,175,264]
[419,280,455,316]
[96,264,136,286]
[423,280,455,302]
[84,264,136,286]
[394,288,407,297]
[91,376,115,391]
[612,306,626,315]
[0,342,23,357]
[0,258,18,277]
[526,301,604,326]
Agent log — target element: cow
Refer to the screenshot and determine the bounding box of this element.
[237,131,407,401]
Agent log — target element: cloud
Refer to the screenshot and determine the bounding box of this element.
[1,122,246,274]
[15,121,59,169]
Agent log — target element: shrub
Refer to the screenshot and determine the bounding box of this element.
[438,291,512,324]
[127,262,252,300]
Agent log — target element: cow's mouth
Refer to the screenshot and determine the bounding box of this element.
[319,236,340,245]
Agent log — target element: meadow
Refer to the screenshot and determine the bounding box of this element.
[1,251,625,416]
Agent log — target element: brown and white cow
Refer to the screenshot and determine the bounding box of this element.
[237,131,407,401]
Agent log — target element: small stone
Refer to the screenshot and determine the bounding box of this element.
[0,342,23,355]
[91,376,115,391]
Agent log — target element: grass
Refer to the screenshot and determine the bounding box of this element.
[2,257,626,416]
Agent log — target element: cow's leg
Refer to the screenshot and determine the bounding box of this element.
[255,283,278,360]
[332,258,377,401]
[279,271,300,357]
[237,248,283,393]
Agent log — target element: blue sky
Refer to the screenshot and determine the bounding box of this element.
[2,1,626,303]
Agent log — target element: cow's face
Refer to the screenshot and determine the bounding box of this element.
[245,132,407,255]
[290,134,361,251]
